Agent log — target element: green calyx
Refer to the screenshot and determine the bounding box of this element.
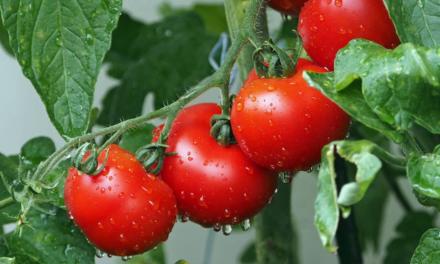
[253,39,295,78]
[210,114,236,147]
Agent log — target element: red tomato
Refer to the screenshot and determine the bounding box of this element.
[298,0,400,69]
[268,0,307,14]
[64,144,177,256]
[159,103,277,227]
[231,59,350,172]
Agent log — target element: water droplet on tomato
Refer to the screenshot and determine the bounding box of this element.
[334,0,342,7]
[121,256,132,261]
[187,157,193,161]
[241,219,251,231]
[180,214,189,223]
[224,209,231,218]
[213,223,221,232]
[236,102,243,111]
[97,222,104,229]
[279,171,294,183]
[95,249,104,258]
[222,225,232,236]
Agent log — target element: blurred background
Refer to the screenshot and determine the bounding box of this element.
[0,0,417,263]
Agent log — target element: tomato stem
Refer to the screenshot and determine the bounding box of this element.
[0,197,14,210]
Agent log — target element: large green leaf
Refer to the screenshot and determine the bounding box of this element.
[333,40,440,134]
[411,228,440,264]
[408,147,440,209]
[159,3,227,35]
[99,12,216,125]
[384,0,440,47]
[5,208,95,264]
[314,140,383,252]
[304,72,404,143]
[0,0,122,137]
[0,18,12,55]
[384,211,434,264]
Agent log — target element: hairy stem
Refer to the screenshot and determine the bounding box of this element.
[224,0,267,80]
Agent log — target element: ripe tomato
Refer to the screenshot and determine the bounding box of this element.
[231,59,350,172]
[298,0,400,69]
[64,144,177,256]
[268,0,307,14]
[159,103,277,227]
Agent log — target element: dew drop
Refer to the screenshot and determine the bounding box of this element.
[95,249,104,258]
[241,219,251,231]
[222,225,232,236]
[213,223,221,232]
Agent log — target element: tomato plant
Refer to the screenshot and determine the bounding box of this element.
[64,144,177,256]
[298,0,400,69]
[1,0,440,263]
[159,103,277,228]
[231,59,350,171]
[267,0,307,14]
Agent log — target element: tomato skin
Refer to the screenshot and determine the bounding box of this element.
[159,103,277,227]
[231,59,350,172]
[268,0,307,14]
[64,144,177,256]
[298,0,400,69]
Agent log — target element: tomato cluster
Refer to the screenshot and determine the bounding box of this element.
[63,0,399,258]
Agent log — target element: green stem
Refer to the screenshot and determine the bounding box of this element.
[0,197,14,209]
[372,145,407,169]
[224,0,268,80]
[255,183,299,264]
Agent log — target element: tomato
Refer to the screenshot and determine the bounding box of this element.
[268,0,307,14]
[64,144,177,256]
[298,0,400,69]
[231,59,350,172]
[159,103,277,227]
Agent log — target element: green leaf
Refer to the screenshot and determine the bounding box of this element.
[333,40,440,134]
[0,0,122,137]
[0,154,20,225]
[407,148,440,209]
[239,242,256,264]
[411,228,440,264]
[0,18,12,55]
[119,124,155,154]
[5,208,95,264]
[116,245,166,264]
[0,257,15,264]
[192,4,227,34]
[159,3,227,35]
[314,140,383,252]
[304,72,404,143]
[384,0,440,48]
[99,12,216,125]
[384,211,434,264]
[21,137,55,165]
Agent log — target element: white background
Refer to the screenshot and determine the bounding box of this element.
[0,0,414,263]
